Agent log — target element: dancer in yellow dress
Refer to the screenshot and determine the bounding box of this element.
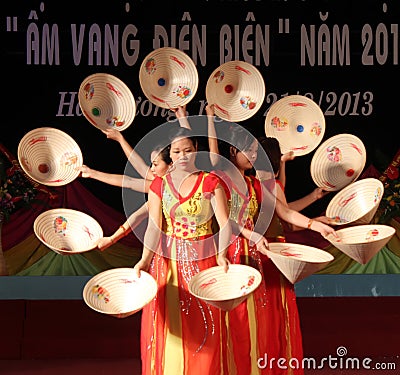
[134,126,232,375]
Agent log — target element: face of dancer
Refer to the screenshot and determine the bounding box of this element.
[150,151,171,177]
[231,139,258,172]
[169,137,197,172]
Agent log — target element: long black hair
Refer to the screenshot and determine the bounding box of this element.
[167,126,198,149]
[257,136,281,175]
[215,123,257,172]
[152,143,172,165]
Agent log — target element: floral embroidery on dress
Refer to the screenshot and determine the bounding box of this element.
[185,192,202,215]
[175,216,197,237]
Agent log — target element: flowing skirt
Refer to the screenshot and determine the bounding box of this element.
[226,236,304,375]
[140,236,226,375]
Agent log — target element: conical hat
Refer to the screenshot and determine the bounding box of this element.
[83,268,157,318]
[326,178,384,225]
[264,95,325,156]
[325,224,395,264]
[33,208,103,255]
[205,60,265,122]
[18,127,83,186]
[266,242,334,284]
[188,264,262,311]
[139,47,198,109]
[78,73,136,131]
[310,133,366,191]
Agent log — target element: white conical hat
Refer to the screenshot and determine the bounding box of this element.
[206,60,265,122]
[78,73,136,131]
[33,208,103,255]
[18,127,83,186]
[264,95,325,156]
[188,264,262,311]
[325,224,395,264]
[83,268,157,318]
[310,133,366,191]
[139,47,198,109]
[266,242,334,284]
[326,178,384,225]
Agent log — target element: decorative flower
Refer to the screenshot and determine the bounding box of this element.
[378,178,400,224]
[0,155,37,222]
[376,151,400,224]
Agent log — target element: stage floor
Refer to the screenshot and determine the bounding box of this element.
[1,296,399,374]
[1,357,399,375]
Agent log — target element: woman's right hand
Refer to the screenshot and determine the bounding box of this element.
[102,128,124,142]
[281,151,295,163]
[314,216,338,226]
[173,105,187,119]
[312,220,338,239]
[205,103,215,117]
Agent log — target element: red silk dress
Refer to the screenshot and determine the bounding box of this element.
[217,171,304,375]
[215,171,270,374]
[260,178,304,375]
[140,171,228,375]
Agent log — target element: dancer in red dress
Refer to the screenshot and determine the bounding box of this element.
[206,104,336,374]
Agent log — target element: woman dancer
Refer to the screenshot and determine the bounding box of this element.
[77,107,188,249]
[258,136,354,274]
[257,136,331,232]
[133,126,232,375]
[206,104,336,374]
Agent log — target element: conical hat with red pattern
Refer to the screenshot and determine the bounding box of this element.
[206,60,265,122]
[188,264,262,311]
[78,73,136,131]
[325,224,395,264]
[34,208,103,255]
[264,95,325,156]
[266,242,334,284]
[83,268,157,318]
[310,133,366,191]
[18,127,83,186]
[139,47,198,109]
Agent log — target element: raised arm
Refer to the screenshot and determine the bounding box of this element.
[102,128,152,179]
[173,105,191,129]
[206,104,221,167]
[77,165,152,193]
[277,151,294,188]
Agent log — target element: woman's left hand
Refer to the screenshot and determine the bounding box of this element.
[217,254,230,273]
[97,237,113,251]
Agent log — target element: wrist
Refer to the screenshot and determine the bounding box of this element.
[217,250,227,258]
[120,225,128,236]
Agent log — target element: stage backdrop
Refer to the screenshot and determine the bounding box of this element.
[2,0,399,276]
